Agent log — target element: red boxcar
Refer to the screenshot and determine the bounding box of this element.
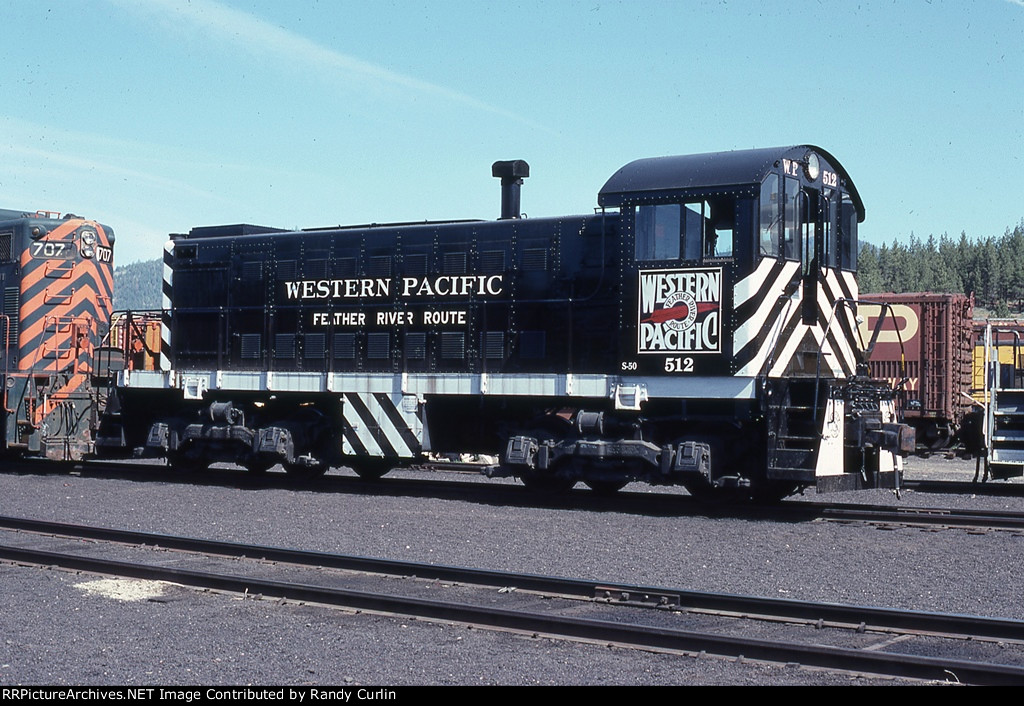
[858,293,974,448]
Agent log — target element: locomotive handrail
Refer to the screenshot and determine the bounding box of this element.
[567,209,611,305]
[980,323,1024,480]
[850,298,909,374]
[982,323,996,480]
[813,297,908,426]
[988,326,1021,391]
[813,299,856,426]
[762,286,799,377]
[105,309,163,373]
[0,314,10,414]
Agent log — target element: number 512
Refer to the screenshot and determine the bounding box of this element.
[664,357,694,373]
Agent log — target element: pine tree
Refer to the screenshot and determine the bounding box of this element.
[857,243,883,292]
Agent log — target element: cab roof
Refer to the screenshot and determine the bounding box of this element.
[598,145,863,221]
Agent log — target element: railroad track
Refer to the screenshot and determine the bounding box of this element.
[793,500,1024,532]
[8,458,1024,534]
[1,516,1023,685]
[6,459,1024,534]
[902,478,1024,498]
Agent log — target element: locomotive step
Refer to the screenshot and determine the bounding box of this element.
[771,448,815,471]
[774,446,814,457]
[991,439,1024,447]
[992,389,1024,414]
[777,436,818,448]
[991,429,1024,442]
[989,462,1024,480]
[990,449,1024,463]
[766,467,816,482]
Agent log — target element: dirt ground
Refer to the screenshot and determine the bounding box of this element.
[903,451,1023,483]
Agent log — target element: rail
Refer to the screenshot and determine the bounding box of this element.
[2,516,1024,684]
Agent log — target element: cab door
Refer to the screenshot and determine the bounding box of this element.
[800,187,821,325]
[623,202,730,378]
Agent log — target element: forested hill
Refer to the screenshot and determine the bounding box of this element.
[113,258,162,311]
[858,222,1024,316]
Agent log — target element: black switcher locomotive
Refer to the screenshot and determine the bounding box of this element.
[98,146,913,499]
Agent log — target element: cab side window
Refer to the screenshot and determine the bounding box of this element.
[636,198,736,263]
[635,204,681,261]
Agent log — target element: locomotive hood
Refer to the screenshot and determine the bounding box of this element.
[597,145,864,221]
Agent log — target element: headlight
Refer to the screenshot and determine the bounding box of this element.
[804,152,820,181]
[80,245,95,258]
[80,229,97,246]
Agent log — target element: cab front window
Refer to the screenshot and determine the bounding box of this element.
[839,194,858,270]
[759,175,780,258]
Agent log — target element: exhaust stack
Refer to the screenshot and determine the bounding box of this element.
[491,160,530,219]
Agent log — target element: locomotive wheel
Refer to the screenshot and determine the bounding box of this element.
[283,462,328,481]
[245,461,273,475]
[168,452,208,474]
[681,477,720,501]
[516,423,577,493]
[583,480,628,495]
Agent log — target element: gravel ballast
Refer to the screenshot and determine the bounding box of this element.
[0,455,1019,686]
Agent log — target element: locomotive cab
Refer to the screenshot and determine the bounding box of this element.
[596,146,910,494]
[599,147,862,379]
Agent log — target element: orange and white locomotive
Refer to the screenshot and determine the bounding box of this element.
[0,209,114,460]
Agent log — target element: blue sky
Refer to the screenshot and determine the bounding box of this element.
[1,0,1021,264]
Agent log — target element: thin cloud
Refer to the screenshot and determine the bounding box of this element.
[107,0,542,128]
[0,117,240,203]
[4,143,226,203]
